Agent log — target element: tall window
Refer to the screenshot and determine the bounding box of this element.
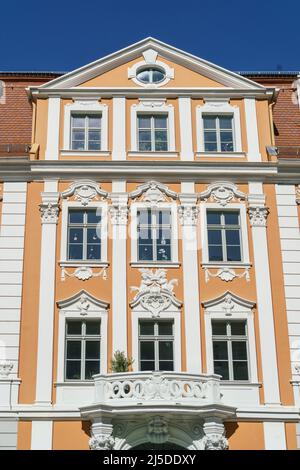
[212,320,249,381]
[139,320,174,371]
[65,320,101,380]
[68,209,101,261]
[203,115,234,152]
[207,210,242,262]
[137,114,168,151]
[71,114,101,151]
[137,209,172,262]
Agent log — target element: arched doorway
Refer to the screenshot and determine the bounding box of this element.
[132,442,185,450]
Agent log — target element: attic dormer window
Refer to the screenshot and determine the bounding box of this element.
[136,67,166,84]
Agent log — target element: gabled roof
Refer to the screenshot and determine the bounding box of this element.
[38,37,265,90]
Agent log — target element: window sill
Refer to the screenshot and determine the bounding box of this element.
[219,381,261,387]
[55,381,94,387]
[202,262,251,269]
[60,149,111,157]
[196,151,246,158]
[131,261,180,268]
[128,151,179,158]
[59,261,109,268]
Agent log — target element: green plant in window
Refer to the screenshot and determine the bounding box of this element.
[110,350,134,373]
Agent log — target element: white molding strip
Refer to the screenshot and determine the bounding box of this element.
[35,181,59,405]
[111,182,128,354]
[180,182,202,372]
[45,97,61,160]
[248,182,280,405]
[263,422,286,450]
[31,421,53,450]
[178,97,194,161]
[244,98,261,162]
[112,97,126,160]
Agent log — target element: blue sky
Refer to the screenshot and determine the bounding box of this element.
[1,0,299,73]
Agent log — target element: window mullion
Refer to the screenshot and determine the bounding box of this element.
[228,339,234,381]
[85,116,88,151]
[216,117,221,152]
[151,117,155,151]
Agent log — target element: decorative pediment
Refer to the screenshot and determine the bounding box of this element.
[130,269,182,317]
[61,180,108,206]
[129,181,178,205]
[199,181,246,207]
[202,291,255,315]
[57,290,109,314]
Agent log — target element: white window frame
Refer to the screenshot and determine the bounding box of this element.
[60,200,108,266]
[130,202,179,266]
[127,51,174,88]
[200,203,250,266]
[63,100,108,155]
[130,99,176,156]
[132,311,181,372]
[138,319,175,371]
[204,305,258,383]
[196,99,243,156]
[57,303,108,383]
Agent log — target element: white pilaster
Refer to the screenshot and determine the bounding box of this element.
[244,98,261,162]
[45,97,60,160]
[35,181,59,405]
[263,422,286,450]
[110,182,128,354]
[179,182,202,372]
[31,421,53,450]
[112,97,126,160]
[248,182,280,405]
[0,182,27,381]
[179,97,194,161]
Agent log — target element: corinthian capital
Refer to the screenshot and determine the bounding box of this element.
[89,434,115,450]
[39,191,60,224]
[178,205,199,226]
[248,206,269,227]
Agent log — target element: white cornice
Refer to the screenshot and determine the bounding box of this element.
[30,37,266,92]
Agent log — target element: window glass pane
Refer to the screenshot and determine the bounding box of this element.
[140,322,155,336]
[208,229,222,244]
[155,130,168,143]
[88,141,101,151]
[159,341,173,360]
[231,322,246,336]
[221,141,234,152]
[232,341,247,360]
[157,244,171,261]
[158,322,173,336]
[139,141,152,151]
[233,361,248,380]
[155,140,168,151]
[72,140,85,150]
[212,321,227,336]
[87,228,100,244]
[225,230,240,245]
[88,116,101,128]
[140,361,155,371]
[66,341,81,359]
[67,321,82,335]
[72,130,85,141]
[213,341,228,360]
[154,116,167,128]
[138,227,152,242]
[85,361,100,380]
[139,130,151,142]
[69,211,84,224]
[208,245,223,262]
[214,361,229,380]
[85,341,100,359]
[66,361,81,380]
[224,212,239,225]
[140,342,155,360]
[137,70,151,83]
[219,116,233,129]
[138,209,151,226]
[138,116,151,129]
[138,244,153,261]
[207,211,221,225]
[87,210,101,224]
[88,130,101,141]
[158,211,171,225]
[157,227,171,261]
[87,244,101,260]
[86,321,101,335]
[205,142,218,152]
[68,244,83,260]
[226,245,241,262]
[204,131,217,143]
[69,228,83,244]
[203,116,217,129]
[159,361,174,371]
[220,131,233,142]
[152,70,165,83]
[72,115,85,127]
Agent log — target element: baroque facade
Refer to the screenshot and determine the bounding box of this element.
[0,38,300,450]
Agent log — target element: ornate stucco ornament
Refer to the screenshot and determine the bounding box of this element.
[204,266,250,283]
[130,269,182,317]
[202,434,229,450]
[178,205,199,226]
[129,181,178,205]
[61,265,107,282]
[0,361,14,377]
[109,204,129,225]
[247,206,269,226]
[89,434,115,450]
[199,181,246,207]
[147,416,169,444]
[61,180,108,206]
[76,294,91,315]
[39,202,60,224]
